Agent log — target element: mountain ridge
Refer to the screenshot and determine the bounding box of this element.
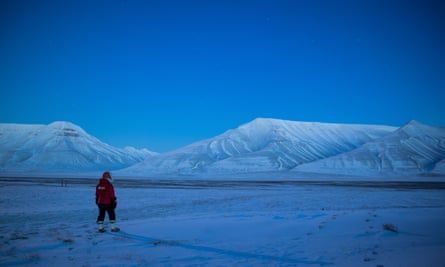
[122,118,398,175]
[1,118,444,177]
[0,121,156,173]
[294,120,445,175]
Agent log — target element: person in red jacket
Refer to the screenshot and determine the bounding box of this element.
[96,171,119,232]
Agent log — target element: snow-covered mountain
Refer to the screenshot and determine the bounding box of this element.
[122,118,398,175]
[3,119,443,177]
[295,120,445,176]
[0,121,157,173]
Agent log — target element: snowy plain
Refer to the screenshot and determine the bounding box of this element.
[1,176,445,266]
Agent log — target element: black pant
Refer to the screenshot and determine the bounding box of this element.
[97,204,116,222]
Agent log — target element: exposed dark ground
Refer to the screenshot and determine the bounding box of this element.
[1,177,445,190]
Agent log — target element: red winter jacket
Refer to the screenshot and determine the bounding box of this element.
[96,178,116,205]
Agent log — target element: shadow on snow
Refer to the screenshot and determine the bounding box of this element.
[106,230,333,266]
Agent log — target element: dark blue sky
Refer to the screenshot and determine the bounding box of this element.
[1,0,444,152]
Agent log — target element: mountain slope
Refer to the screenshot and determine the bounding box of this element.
[0,121,156,173]
[295,120,445,175]
[4,119,443,177]
[123,118,397,174]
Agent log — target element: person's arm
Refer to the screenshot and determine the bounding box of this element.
[95,186,99,204]
[108,183,117,208]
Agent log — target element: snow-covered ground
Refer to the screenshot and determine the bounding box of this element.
[1,178,445,266]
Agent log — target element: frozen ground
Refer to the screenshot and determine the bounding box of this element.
[1,178,445,266]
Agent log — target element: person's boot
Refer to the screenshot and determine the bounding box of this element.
[110,220,120,232]
[98,221,105,233]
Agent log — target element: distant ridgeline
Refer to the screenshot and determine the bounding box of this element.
[0,119,444,177]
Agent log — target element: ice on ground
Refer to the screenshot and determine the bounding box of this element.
[1,179,445,266]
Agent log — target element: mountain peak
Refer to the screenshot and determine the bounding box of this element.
[46,121,87,138]
[48,121,83,130]
[296,119,445,176]
[396,120,445,136]
[400,119,444,129]
[403,119,422,127]
[240,118,319,131]
[240,117,280,127]
[124,119,398,175]
[0,121,153,173]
